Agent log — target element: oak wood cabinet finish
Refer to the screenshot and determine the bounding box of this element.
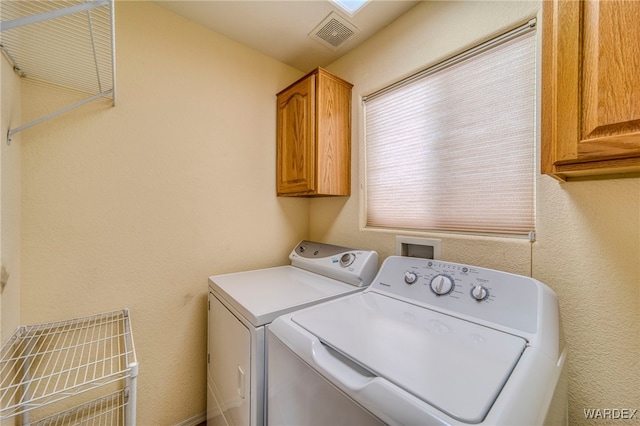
[276,68,353,196]
[542,0,640,180]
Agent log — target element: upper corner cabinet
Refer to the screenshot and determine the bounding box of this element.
[276,68,353,196]
[541,0,640,180]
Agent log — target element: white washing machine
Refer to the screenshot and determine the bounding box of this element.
[268,255,568,426]
[207,240,378,426]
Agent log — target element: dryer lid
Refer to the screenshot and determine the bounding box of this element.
[209,266,361,327]
[291,292,527,424]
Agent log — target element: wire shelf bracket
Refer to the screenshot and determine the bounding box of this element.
[0,0,116,145]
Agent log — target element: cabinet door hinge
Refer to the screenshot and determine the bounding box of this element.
[208,353,210,364]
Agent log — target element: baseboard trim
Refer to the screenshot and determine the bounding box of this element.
[174,411,206,426]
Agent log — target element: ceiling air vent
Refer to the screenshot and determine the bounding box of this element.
[309,12,359,51]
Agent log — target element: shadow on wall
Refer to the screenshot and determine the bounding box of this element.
[309,196,351,239]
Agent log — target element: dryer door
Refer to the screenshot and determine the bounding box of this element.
[208,293,251,426]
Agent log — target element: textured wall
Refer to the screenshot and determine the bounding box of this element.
[534,177,640,424]
[317,1,640,425]
[1,54,22,344]
[19,2,306,424]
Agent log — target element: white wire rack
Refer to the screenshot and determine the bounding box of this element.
[0,310,137,425]
[33,391,126,426]
[0,0,116,143]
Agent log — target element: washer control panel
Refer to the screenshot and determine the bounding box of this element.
[370,256,539,333]
[290,240,379,288]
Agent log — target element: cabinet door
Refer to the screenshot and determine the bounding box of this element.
[316,71,352,196]
[542,0,640,179]
[276,75,316,195]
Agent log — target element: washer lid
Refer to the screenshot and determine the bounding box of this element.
[209,266,360,327]
[291,292,527,424]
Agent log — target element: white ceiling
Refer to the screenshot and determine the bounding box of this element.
[154,0,420,72]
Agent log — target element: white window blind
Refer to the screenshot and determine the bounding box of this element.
[364,21,537,235]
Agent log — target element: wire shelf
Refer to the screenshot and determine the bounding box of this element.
[0,0,116,142]
[0,310,137,421]
[33,390,126,426]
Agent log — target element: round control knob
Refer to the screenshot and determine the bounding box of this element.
[430,275,454,295]
[339,253,355,267]
[404,271,418,284]
[471,285,488,301]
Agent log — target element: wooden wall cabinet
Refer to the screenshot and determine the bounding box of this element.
[276,68,353,196]
[542,0,640,180]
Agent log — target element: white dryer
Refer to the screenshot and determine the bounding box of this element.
[268,255,568,426]
[207,241,378,426]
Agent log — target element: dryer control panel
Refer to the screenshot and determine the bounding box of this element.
[290,240,379,288]
[370,256,540,333]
